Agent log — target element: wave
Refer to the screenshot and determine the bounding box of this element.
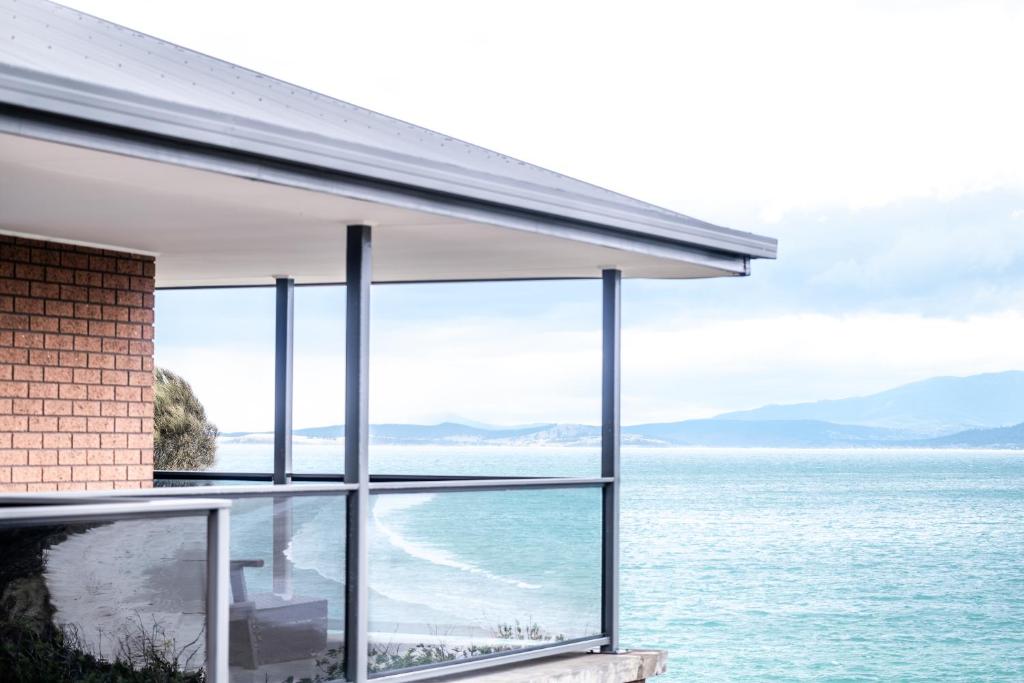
[372,494,541,590]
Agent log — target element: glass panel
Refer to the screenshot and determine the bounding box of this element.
[226,493,347,682]
[0,512,208,679]
[155,288,275,475]
[293,285,346,475]
[368,487,602,674]
[369,280,602,479]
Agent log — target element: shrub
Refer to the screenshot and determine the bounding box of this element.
[154,368,218,471]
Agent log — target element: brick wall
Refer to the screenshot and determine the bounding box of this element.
[0,235,155,492]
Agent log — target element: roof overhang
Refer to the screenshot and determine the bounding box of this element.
[0,111,755,287]
[0,0,777,287]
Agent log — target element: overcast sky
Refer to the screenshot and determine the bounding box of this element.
[63,0,1024,431]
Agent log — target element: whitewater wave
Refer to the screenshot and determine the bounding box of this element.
[372,494,541,590]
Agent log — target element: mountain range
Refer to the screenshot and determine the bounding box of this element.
[221,370,1024,449]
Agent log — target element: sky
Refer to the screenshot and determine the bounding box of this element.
[61,0,1024,432]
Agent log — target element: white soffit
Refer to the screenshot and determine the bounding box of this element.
[0,0,778,265]
[0,133,740,286]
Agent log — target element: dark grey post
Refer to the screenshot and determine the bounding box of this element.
[273,277,294,485]
[601,269,621,654]
[344,225,372,683]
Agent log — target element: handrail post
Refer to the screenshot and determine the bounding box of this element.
[344,225,372,682]
[601,268,621,654]
[273,277,294,485]
[206,506,230,681]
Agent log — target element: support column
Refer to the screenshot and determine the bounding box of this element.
[273,277,295,485]
[601,269,622,654]
[344,225,372,683]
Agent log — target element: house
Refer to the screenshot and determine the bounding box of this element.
[0,1,777,681]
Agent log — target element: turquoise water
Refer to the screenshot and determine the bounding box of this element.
[215,444,1024,680]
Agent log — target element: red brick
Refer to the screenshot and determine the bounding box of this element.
[72,433,100,449]
[88,288,116,305]
[88,417,115,432]
[12,466,42,482]
[59,318,88,334]
[28,450,58,466]
[42,466,71,482]
[115,323,141,339]
[45,267,75,285]
[0,381,27,398]
[28,282,60,299]
[14,264,45,281]
[12,432,42,449]
[58,285,89,303]
[73,400,101,417]
[89,321,116,337]
[101,369,128,385]
[87,449,115,465]
[28,416,58,432]
[43,333,74,350]
[59,351,88,368]
[29,382,58,400]
[74,336,102,352]
[128,371,152,387]
[0,415,27,431]
[127,464,152,480]
[88,385,116,401]
[114,355,141,371]
[114,449,140,464]
[0,348,27,364]
[73,368,102,384]
[13,332,44,349]
[44,433,72,449]
[12,399,42,415]
[0,450,27,466]
[43,400,72,416]
[58,448,86,465]
[101,433,127,449]
[59,384,88,400]
[72,465,99,481]
[58,416,87,432]
[30,315,60,333]
[45,300,74,317]
[74,270,103,287]
[14,298,45,315]
[127,433,153,449]
[100,465,126,480]
[13,365,43,382]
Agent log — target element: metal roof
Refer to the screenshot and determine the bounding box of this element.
[0,0,776,270]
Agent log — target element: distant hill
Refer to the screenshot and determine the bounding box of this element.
[916,422,1024,449]
[714,371,1024,437]
[220,371,1024,449]
[624,419,904,447]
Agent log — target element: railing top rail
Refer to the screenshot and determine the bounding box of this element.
[370,476,612,494]
[0,496,230,524]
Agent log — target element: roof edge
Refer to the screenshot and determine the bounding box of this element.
[0,63,777,261]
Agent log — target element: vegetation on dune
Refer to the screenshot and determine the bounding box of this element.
[285,621,565,682]
[154,368,218,471]
[0,618,206,683]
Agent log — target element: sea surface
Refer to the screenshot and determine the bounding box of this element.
[211,443,1024,681]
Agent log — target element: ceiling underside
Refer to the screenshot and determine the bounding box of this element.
[0,133,744,287]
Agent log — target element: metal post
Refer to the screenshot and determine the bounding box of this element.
[344,225,372,683]
[601,268,621,654]
[273,277,295,485]
[206,507,230,681]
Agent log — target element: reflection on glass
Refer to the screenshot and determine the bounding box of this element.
[226,494,346,682]
[368,488,602,674]
[0,514,208,679]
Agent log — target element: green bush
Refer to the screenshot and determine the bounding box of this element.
[154,368,218,471]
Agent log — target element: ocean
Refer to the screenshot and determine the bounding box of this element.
[212,443,1024,681]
